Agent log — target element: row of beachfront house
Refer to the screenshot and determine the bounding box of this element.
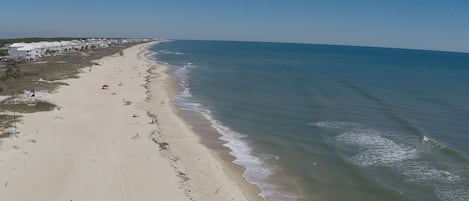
[7,38,151,62]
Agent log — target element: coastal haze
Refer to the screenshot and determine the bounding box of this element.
[1,1,469,53]
[1,1,469,201]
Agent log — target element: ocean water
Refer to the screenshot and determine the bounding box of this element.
[149,40,469,201]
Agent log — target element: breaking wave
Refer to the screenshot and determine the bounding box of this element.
[309,121,362,129]
[336,130,419,166]
[158,50,184,55]
[169,62,298,201]
[313,120,469,201]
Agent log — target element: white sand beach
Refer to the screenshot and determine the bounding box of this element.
[0,42,262,201]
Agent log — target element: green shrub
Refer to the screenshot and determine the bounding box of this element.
[0,49,8,56]
[4,67,21,79]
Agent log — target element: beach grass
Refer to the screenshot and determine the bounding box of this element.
[0,44,134,96]
[0,44,136,135]
[0,114,21,138]
[0,98,56,113]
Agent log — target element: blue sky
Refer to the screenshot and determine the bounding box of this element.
[1,0,469,52]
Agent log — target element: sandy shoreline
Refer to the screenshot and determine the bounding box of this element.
[0,42,262,201]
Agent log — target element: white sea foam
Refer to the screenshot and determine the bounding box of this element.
[421,135,447,150]
[435,186,469,201]
[169,63,297,201]
[390,161,469,201]
[336,130,419,166]
[174,64,193,99]
[259,184,302,201]
[397,161,462,183]
[175,64,189,78]
[146,51,157,58]
[195,108,281,200]
[180,86,191,98]
[423,135,431,142]
[159,50,184,55]
[331,122,468,201]
[309,121,362,129]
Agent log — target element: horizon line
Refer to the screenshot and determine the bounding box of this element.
[2,36,468,54]
[169,38,469,55]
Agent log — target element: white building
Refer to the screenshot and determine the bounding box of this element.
[9,41,81,62]
[8,38,152,62]
[8,43,42,62]
[87,39,110,49]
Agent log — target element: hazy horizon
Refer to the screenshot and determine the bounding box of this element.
[1,0,469,53]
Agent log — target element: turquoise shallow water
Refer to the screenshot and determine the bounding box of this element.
[150,40,469,201]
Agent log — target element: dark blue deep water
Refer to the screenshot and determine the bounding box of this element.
[150,40,469,201]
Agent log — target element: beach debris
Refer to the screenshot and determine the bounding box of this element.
[118,82,124,86]
[123,99,132,106]
[101,84,109,90]
[131,132,140,140]
[149,131,155,136]
[215,187,222,194]
[111,92,117,95]
[177,171,189,182]
[150,117,157,124]
[158,142,169,150]
[132,114,139,118]
[151,137,169,150]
